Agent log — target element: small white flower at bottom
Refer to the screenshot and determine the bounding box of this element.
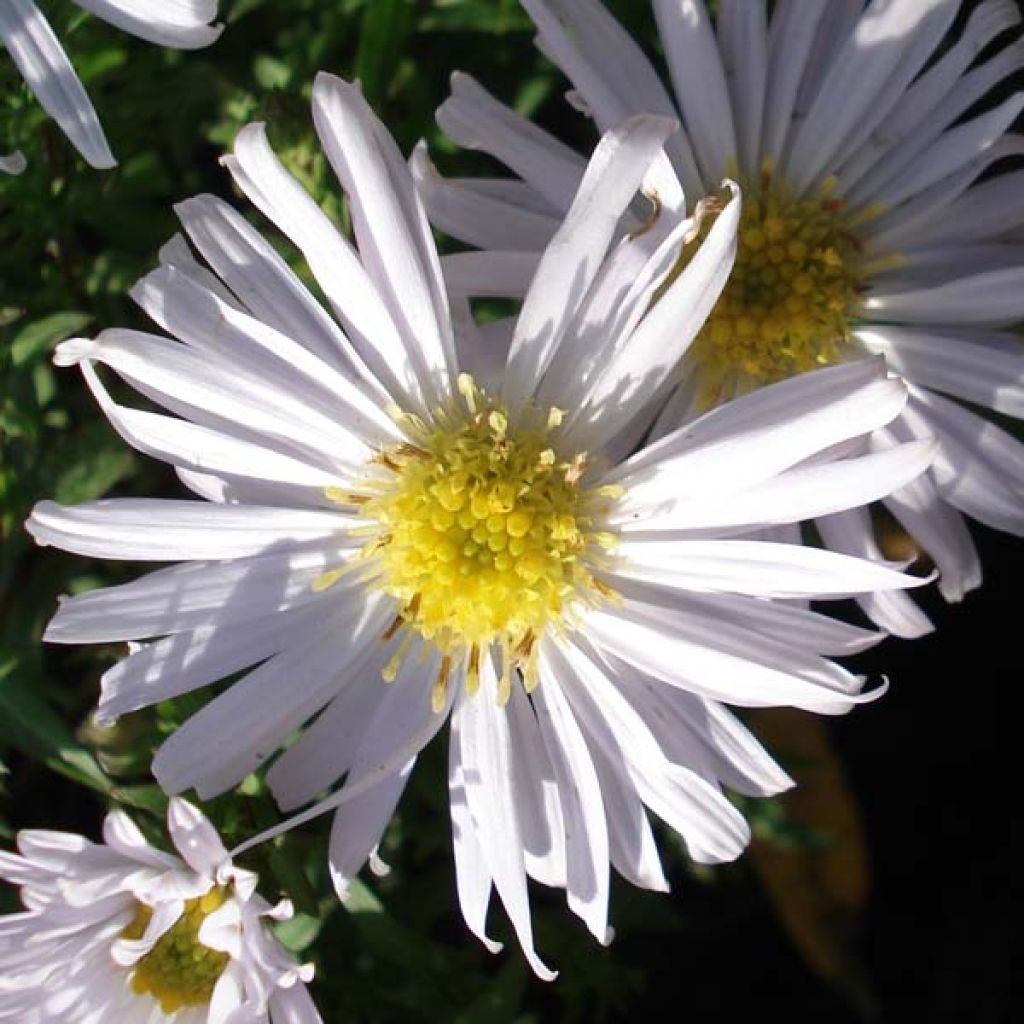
[0,798,321,1024]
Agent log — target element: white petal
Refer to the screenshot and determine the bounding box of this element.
[411,149,562,252]
[166,798,227,877]
[717,0,767,177]
[783,0,956,193]
[563,183,740,451]
[502,113,677,411]
[505,683,567,888]
[816,507,935,638]
[448,719,503,954]
[759,0,829,164]
[97,602,340,724]
[73,0,222,49]
[27,498,349,561]
[585,603,880,716]
[75,361,340,497]
[553,637,749,863]
[522,0,703,198]
[0,0,114,168]
[130,263,394,447]
[865,267,1024,327]
[223,122,425,413]
[264,646,395,812]
[857,325,1024,418]
[440,251,540,300]
[172,194,372,379]
[611,537,925,599]
[152,596,389,798]
[437,72,586,212]
[531,669,610,943]
[311,74,456,406]
[653,0,736,182]
[616,439,937,535]
[454,669,556,980]
[606,357,902,497]
[56,332,365,475]
[328,761,412,898]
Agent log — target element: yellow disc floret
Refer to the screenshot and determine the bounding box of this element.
[122,887,230,1014]
[681,169,868,406]
[325,376,620,707]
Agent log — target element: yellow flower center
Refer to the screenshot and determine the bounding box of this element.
[321,376,619,708]
[122,888,230,1014]
[682,169,872,407]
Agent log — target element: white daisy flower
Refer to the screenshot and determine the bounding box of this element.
[422,0,1024,637]
[1,0,222,171]
[0,797,321,1023]
[27,74,933,977]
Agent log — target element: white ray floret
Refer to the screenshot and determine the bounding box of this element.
[0,798,321,1023]
[27,74,933,978]
[425,0,1024,636]
[0,0,222,171]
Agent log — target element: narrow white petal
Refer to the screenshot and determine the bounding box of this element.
[97,602,339,724]
[411,149,562,252]
[611,537,924,599]
[503,114,676,410]
[265,644,392,811]
[817,507,935,638]
[717,0,767,177]
[455,668,556,980]
[759,0,829,163]
[585,604,880,716]
[0,0,114,167]
[73,0,222,49]
[532,670,610,943]
[166,798,227,876]
[866,267,1024,327]
[783,0,956,193]
[43,545,355,643]
[328,762,412,897]
[311,73,456,405]
[223,122,425,413]
[27,498,349,562]
[653,0,737,182]
[437,72,586,212]
[153,597,390,798]
[857,326,1024,418]
[565,183,740,451]
[448,717,503,954]
[505,683,567,888]
[553,638,749,863]
[522,0,703,198]
[616,440,936,535]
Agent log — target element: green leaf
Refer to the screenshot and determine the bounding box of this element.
[0,656,111,793]
[45,422,136,505]
[10,312,91,366]
[355,0,415,107]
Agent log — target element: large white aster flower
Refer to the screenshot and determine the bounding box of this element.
[0,798,321,1023]
[1,0,222,171]
[27,74,933,976]
[421,0,1024,637]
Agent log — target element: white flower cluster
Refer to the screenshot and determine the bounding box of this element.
[3,0,1021,1005]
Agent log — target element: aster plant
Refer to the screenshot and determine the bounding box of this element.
[420,0,1024,636]
[21,71,940,976]
[0,798,321,1023]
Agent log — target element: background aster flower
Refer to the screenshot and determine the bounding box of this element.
[420,0,1024,638]
[0,0,222,171]
[0,797,321,1023]
[25,73,935,977]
